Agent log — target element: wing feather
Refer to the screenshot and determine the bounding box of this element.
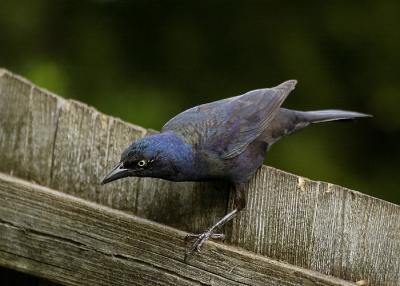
[161,80,297,159]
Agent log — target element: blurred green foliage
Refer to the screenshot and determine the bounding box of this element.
[0,0,398,203]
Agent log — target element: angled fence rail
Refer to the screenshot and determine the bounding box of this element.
[0,172,354,286]
[0,68,399,286]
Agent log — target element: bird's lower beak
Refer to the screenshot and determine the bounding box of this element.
[101,162,131,185]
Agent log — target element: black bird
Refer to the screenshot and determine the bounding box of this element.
[101,80,370,255]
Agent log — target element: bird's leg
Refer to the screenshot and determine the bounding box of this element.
[185,183,246,257]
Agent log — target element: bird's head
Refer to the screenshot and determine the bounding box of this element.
[101,133,190,184]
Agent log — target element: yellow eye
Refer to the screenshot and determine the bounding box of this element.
[137,160,146,167]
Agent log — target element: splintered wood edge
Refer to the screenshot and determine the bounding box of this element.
[0,172,354,286]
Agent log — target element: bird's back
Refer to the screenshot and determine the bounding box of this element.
[162,80,298,160]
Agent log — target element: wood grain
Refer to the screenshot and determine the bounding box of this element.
[1,68,399,285]
[229,167,400,286]
[0,172,355,286]
[0,71,58,185]
[0,68,228,233]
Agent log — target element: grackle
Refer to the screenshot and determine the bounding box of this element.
[101,80,370,256]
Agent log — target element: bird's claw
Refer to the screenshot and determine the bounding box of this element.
[185,231,210,258]
[184,231,225,260]
[185,232,225,242]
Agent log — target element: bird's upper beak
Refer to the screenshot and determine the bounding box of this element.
[101,162,131,185]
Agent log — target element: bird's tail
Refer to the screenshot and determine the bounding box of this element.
[297,110,372,124]
[262,109,371,147]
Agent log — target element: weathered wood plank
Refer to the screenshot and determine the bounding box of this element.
[0,68,228,233]
[0,71,59,185]
[0,172,354,286]
[229,167,400,286]
[1,68,399,285]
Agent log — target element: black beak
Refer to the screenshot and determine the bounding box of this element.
[101,162,131,185]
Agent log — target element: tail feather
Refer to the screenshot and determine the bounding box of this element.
[298,110,372,124]
[262,108,371,146]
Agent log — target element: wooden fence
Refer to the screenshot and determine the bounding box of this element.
[0,68,398,285]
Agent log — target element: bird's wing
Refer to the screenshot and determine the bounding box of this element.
[161,80,297,159]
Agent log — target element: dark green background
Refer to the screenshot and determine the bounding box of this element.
[1,0,399,203]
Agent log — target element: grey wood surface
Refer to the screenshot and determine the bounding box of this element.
[228,168,400,286]
[0,172,355,286]
[0,68,399,285]
[0,68,228,234]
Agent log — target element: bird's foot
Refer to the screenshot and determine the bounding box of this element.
[184,230,225,259]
